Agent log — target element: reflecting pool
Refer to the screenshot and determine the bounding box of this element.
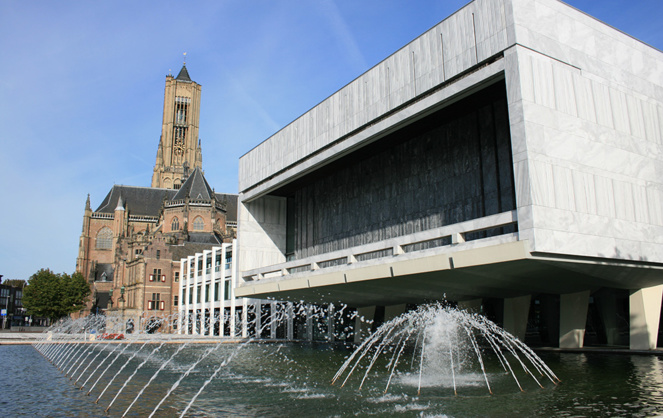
[2,343,662,417]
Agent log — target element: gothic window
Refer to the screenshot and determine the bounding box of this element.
[175,96,189,125]
[96,227,113,249]
[172,217,180,231]
[193,216,204,231]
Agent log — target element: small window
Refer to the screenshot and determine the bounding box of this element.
[96,227,113,249]
[156,250,161,260]
[175,272,179,282]
[171,217,180,231]
[224,280,231,301]
[174,295,179,306]
[193,216,204,231]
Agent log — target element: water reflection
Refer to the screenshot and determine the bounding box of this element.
[2,344,663,417]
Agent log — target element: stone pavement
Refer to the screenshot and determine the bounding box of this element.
[0,331,44,344]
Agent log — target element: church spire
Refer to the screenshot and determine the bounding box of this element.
[151,60,202,189]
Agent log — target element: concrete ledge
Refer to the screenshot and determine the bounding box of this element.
[278,278,310,292]
[451,240,529,269]
[391,255,451,276]
[308,272,346,287]
[345,264,392,283]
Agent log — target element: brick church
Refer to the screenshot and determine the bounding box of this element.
[75,63,237,332]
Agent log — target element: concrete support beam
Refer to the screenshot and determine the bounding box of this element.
[630,285,663,350]
[458,299,483,314]
[503,295,531,341]
[354,306,376,344]
[559,290,590,348]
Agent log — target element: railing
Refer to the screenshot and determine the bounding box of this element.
[128,215,159,223]
[242,210,517,282]
[91,213,114,220]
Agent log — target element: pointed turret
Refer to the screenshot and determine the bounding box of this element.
[176,64,192,82]
[115,195,125,211]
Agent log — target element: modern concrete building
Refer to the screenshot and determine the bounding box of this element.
[178,242,337,340]
[236,0,663,350]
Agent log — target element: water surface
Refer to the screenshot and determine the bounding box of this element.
[2,343,662,417]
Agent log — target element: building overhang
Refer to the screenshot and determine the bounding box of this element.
[236,239,663,307]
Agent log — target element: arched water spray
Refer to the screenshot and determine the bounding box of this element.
[332,303,560,395]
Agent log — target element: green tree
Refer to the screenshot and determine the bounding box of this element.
[23,269,91,321]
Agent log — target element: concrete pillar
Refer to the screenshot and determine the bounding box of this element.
[630,285,663,350]
[286,302,294,341]
[384,304,407,322]
[271,301,278,340]
[327,304,335,342]
[255,301,262,339]
[306,305,314,341]
[503,295,531,341]
[457,299,482,314]
[559,290,590,348]
[354,306,376,344]
[241,298,248,338]
[595,289,619,345]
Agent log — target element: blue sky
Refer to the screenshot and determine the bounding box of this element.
[0,0,661,281]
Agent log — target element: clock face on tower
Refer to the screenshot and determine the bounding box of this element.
[174,138,184,156]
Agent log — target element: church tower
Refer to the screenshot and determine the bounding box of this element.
[151,62,203,189]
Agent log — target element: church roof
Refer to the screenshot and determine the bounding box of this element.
[216,193,238,223]
[95,185,177,216]
[172,167,214,201]
[176,64,192,82]
[93,170,238,221]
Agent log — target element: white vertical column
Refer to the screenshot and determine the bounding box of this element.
[287,302,294,341]
[178,258,185,334]
[209,248,218,336]
[192,255,199,335]
[630,285,663,350]
[559,291,590,348]
[242,298,248,338]
[271,301,277,339]
[327,303,334,342]
[185,256,193,335]
[503,295,531,342]
[220,245,227,336]
[229,241,236,337]
[255,300,262,339]
[200,251,209,335]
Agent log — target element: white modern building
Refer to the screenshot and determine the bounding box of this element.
[178,241,341,340]
[236,0,663,350]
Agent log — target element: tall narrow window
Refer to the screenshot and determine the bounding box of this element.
[193,216,204,230]
[171,217,180,231]
[96,227,113,249]
[156,250,161,260]
[175,96,190,124]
